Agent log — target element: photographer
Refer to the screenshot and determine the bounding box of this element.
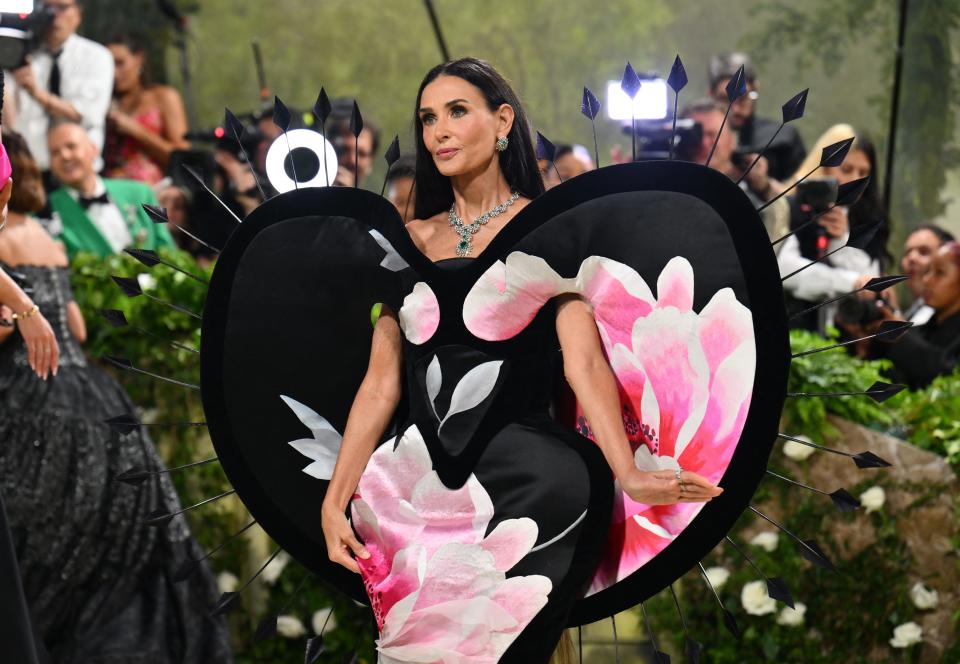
[778,125,889,332]
[708,52,806,181]
[3,1,113,181]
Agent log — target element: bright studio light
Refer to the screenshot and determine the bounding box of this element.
[265,129,339,194]
[606,78,669,121]
[0,1,34,12]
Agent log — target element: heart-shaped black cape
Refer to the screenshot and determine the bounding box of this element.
[200,160,790,624]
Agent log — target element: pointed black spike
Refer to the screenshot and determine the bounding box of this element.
[314,88,332,125]
[536,131,557,162]
[253,614,278,644]
[684,637,704,664]
[610,614,621,664]
[781,88,808,123]
[115,468,152,485]
[305,636,325,663]
[766,577,796,609]
[820,137,855,168]
[142,204,222,253]
[848,220,881,250]
[349,100,363,138]
[105,413,139,435]
[791,320,912,357]
[725,65,747,102]
[224,107,245,140]
[142,203,168,224]
[698,561,739,638]
[211,591,238,617]
[580,86,601,119]
[273,96,293,132]
[829,488,862,512]
[144,508,174,527]
[97,308,129,328]
[384,135,400,168]
[124,248,161,267]
[639,602,670,663]
[799,539,835,570]
[865,275,909,292]
[111,275,142,298]
[722,609,741,639]
[620,62,641,98]
[667,55,687,92]
[867,380,906,403]
[836,175,871,206]
[102,355,200,390]
[853,450,893,468]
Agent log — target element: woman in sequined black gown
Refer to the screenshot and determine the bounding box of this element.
[0,132,233,663]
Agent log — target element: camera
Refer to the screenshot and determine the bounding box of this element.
[795,177,838,215]
[624,118,703,161]
[0,1,55,70]
[836,296,887,328]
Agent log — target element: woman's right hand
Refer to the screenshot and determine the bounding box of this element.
[321,501,370,574]
[619,467,723,505]
[817,205,849,239]
[17,311,60,379]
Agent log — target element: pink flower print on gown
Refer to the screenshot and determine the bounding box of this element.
[351,425,552,664]
[462,252,755,595]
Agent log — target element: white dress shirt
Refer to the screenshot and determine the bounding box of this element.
[66,177,132,253]
[7,34,114,171]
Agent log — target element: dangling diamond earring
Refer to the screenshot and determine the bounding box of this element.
[495,136,509,152]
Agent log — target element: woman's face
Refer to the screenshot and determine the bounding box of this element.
[822,148,871,187]
[418,75,513,178]
[922,248,960,312]
[109,44,144,94]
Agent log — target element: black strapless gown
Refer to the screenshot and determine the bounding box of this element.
[0,265,232,663]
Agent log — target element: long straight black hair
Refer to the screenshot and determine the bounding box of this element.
[412,58,545,220]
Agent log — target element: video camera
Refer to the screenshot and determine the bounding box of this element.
[0,1,55,70]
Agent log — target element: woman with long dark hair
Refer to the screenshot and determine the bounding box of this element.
[319,58,722,662]
[778,124,892,331]
[103,33,190,184]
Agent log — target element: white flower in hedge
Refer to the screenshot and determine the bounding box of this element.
[889,621,923,648]
[312,607,337,635]
[776,602,807,627]
[276,614,307,639]
[782,435,815,461]
[136,273,157,291]
[910,582,939,610]
[261,551,291,585]
[749,531,779,552]
[860,486,886,513]
[216,571,238,594]
[740,579,776,616]
[704,566,730,590]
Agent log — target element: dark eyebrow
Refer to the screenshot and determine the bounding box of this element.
[418,99,471,114]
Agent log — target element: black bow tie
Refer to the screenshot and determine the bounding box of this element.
[78,192,111,209]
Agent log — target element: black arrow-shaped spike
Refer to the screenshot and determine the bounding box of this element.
[304,636,325,663]
[820,137,855,168]
[685,637,704,664]
[115,456,217,487]
[748,506,836,571]
[853,450,893,468]
[766,577,795,608]
[620,62,641,98]
[141,204,222,253]
[224,107,245,141]
[698,562,741,638]
[253,615,277,644]
[781,88,808,123]
[98,308,128,328]
[210,546,281,617]
[639,602,671,663]
[725,64,747,102]
[123,248,209,285]
[867,380,906,403]
[174,520,257,582]
[536,132,563,184]
[788,276,909,321]
[111,275,142,297]
[667,54,687,92]
[581,87,602,168]
[313,88,332,125]
[273,95,293,132]
[105,413,140,434]
[380,135,401,197]
[182,164,243,224]
[791,320,913,357]
[836,175,871,206]
[580,86,601,119]
[829,488,862,512]
[849,220,881,250]
[350,101,363,188]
